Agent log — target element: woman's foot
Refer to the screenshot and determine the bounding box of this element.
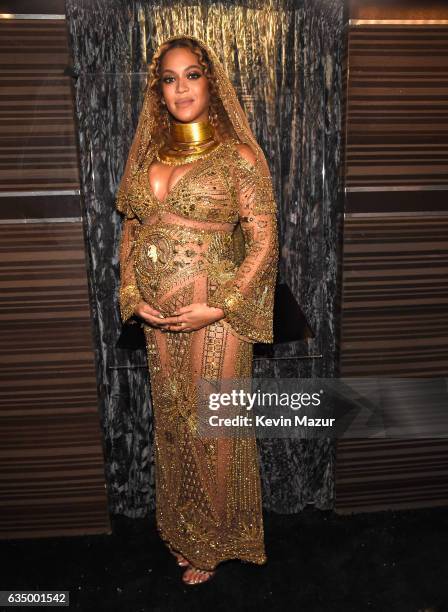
[164,541,189,567]
[182,564,216,585]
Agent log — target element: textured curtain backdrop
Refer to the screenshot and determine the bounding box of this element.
[65,0,344,516]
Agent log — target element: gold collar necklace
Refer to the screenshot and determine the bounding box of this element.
[156,118,220,165]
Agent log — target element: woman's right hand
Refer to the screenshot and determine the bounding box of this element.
[134,300,166,328]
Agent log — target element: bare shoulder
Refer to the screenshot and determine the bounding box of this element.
[234,142,257,167]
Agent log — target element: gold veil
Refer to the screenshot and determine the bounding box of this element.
[115,32,274,219]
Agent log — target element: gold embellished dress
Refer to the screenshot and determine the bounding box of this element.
[115,34,279,572]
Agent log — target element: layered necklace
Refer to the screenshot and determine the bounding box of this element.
[156,118,220,166]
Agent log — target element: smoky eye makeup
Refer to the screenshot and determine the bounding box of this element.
[161,68,204,84]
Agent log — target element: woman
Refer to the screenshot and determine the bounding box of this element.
[116,33,279,585]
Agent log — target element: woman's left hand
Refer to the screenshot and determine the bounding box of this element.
[158,302,224,332]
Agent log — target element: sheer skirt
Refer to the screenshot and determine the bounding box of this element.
[141,246,267,570]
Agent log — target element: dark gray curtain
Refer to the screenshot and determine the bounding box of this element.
[65,0,344,517]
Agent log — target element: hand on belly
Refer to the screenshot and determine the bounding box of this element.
[157,302,225,333]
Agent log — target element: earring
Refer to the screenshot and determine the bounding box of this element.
[161,108,170,130]
[209,107,218,128]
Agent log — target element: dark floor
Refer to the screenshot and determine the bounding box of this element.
[2,505,448,612]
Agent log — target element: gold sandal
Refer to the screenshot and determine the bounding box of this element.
[164,541,189,567]
[182,564,216,585]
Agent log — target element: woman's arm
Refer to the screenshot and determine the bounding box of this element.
[118,217,144,324]
[207,144,279,343]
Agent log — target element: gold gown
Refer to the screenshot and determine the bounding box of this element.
[115,35,278,572]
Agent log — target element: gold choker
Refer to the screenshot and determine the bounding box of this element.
[156,119,220,165]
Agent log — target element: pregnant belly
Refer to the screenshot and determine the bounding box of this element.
[133,222,236,310]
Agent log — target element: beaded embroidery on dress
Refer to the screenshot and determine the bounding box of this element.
[115,33,279,570]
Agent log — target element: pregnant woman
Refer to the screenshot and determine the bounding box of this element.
[115,33,279,585]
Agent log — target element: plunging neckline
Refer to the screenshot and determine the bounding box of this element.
[145,141,226,206]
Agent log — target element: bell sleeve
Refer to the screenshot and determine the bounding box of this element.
[114,90,153,324]
[116,214,143,325]
[207,149,279,343]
